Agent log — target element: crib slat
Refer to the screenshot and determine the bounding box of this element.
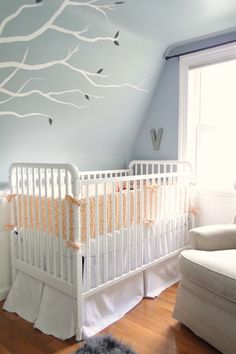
[119,181,124,275]
[31,168,38,268]
[65,170,72,284]
[166,175,171,254]
[127,181,131,272]
[15,167,21,261]
[86,184,91,291]
[58,169,64,280]
[163,165,168,255]
[181,175,187,247]
[9,169,17,281]
[151,176,155,262]
[179,174,183,248]
[133,180,138,269]
[38,168,44,270]
[112,182,116,279]
[171,177,178,251]
[95,184,100,287]
[169,165,174,253]
[103,183,108,283]
[51,168,57,277]
[26,168,32,265]
[185,178,190,246]
[146,177,150,262]
[44,168,50,273]
[175,175,180,250]
[21,167,27,263]
[140,179,144,266]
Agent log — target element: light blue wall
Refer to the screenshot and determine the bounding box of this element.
[0,1,165,185]
[132,29,236,161]
[1,1,236,187]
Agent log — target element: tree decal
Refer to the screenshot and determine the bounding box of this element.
[0,0,147,125]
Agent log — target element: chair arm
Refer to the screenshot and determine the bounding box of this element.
[189,224,236,251]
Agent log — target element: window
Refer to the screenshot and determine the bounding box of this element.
[179,43,236,191]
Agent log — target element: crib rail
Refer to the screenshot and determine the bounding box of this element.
[79,169,130,181]
[129,160,191,175]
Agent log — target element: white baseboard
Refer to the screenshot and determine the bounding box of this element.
[0,286,10,301]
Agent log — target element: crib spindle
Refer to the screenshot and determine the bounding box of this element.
[112,182,116,279]
[31,168,38,268]
[65,170,72,283]
[140,179,144,266]
[119,181,124,275]
[180,174,185,248]
[133,180,138,269]
[58,169,64,280]
[86,184,91,291]
[21,167,27,263]
[103,183,108,284]
[44,168,50,273]
[15,167,21,261]
[127,181,131,272]
[51,168,57,277]
[38,167,45,271]
[95,184,100,287]
[26,168,32,265]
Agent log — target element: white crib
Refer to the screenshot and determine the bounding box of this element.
[4,160,193,340]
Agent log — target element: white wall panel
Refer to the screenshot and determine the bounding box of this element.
[195,190,236,226]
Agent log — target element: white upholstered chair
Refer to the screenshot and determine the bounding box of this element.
[173,223,236,354]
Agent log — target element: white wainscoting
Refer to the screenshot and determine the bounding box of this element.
[195,190,236,226]
[0,191,11,300]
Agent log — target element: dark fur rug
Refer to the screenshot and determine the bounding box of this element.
[74,335,137,354]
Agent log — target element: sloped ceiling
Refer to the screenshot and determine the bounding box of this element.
[112,0,236,44]
[111,0,236,160]
[0,0,236,183]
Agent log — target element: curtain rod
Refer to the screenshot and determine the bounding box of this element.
[165,38,236,61]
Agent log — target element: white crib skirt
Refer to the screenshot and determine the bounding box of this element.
[82,272,144,338]
[144,253,180,298]
[3,271,44,323]
[3,271,144,340]
[3,224,182,340]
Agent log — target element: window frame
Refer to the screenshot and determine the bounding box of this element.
[178,42,236,168]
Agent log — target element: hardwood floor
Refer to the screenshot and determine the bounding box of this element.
[0,283,220,354]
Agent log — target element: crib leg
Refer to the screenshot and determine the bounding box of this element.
[73,250,84,341]
[75,328,83,342]
[10,231,16,284]
[75,295,83,341]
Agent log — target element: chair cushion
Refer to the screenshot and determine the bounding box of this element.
[180,249,236,303]
[189,224,236,251]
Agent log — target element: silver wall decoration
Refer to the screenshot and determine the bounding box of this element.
[150,128,163,151]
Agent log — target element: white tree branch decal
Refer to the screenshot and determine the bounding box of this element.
[0,0,147,125]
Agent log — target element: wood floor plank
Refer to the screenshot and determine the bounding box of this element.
[0,284,220,354]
